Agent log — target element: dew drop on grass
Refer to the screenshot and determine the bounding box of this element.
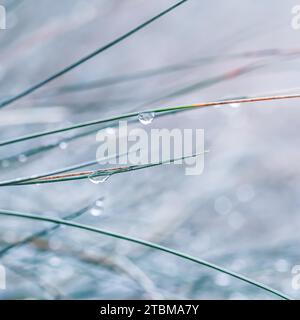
[59,141,68,150]
[88,174,110,184]
[90,208,102,216]
[90,197,105,216]
[230,102,240,108]
[138,112,155,125]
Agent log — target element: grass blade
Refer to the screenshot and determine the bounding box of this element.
[1,92,300,147]
[0,0,189,109]
[0,209,292,300]
[0,152,208,186]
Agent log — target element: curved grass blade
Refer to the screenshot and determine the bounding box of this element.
[0,199,98,257]
[0,209,292,300]
[0,0,189,109]
[1,92,300,147]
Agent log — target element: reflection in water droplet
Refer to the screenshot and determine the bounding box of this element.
[138,112,155,125]
[18,154,27,163]
[88,174,110,184]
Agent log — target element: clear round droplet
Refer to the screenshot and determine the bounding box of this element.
[59,141,68,150]
[138,112,155,125]
[90,197,105,216]
[90,208,103,217]
[18,154,27,163]
[88,174,110,184]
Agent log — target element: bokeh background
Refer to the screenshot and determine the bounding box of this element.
[0,0,300,299]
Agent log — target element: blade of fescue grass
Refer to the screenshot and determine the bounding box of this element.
[0,152,208,186]
[0,0,189,109]
[0,63,253,164]
[1,92,300,147]
[48,48,294,96]
[0,151,130,186]
[0,209,292,300]
[0,199,99,257]
[46,47,300,97]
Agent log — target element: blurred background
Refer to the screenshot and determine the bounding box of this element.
[0,0,300,299]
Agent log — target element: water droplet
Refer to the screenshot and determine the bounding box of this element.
[90,208,102,217]
[138,112,155,125]
[230,102,240,108]
[18,154,27,163]
[88,174,110,184]
[59,141,68,150]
